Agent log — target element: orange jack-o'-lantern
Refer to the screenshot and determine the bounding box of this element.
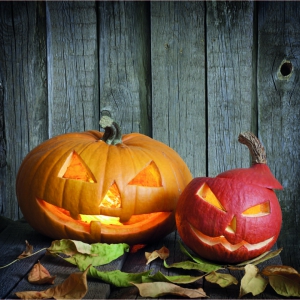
[176,132,282,263]
[16,116,192,245]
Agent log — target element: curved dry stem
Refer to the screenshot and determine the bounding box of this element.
[0,247,47,269]
[99,116,122,145]
[238,132,267,164]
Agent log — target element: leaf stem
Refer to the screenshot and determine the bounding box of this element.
[0,247,47,269]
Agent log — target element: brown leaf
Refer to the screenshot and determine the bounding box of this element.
[28,261,56,284]
[145,246,169,264]
[18,240,33,259]
[16,264,91,299]
[14,290,53,299]
[133,281,207,298]
[261,265,300,297]
[261,265,298,276]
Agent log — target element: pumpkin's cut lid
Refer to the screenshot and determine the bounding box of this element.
[217,163,283,190]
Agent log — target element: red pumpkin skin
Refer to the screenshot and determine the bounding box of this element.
[176,132,283,264]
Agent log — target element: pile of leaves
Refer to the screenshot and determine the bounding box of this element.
[1,239,300,299]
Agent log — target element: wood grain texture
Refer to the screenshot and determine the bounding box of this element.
[0,217,127,299]
[98,1,151,136]
[46,1,99,137]
[0,2,48,219]
[257,1,300,269]
[151,1,206,178]
[0,0,299,272]
[0,219,51,299]
[206,1,255,176]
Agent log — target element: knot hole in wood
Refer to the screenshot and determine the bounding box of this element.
[278,60,293,80]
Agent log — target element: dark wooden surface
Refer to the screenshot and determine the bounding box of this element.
[1,0,300,272]
[0,217,283,299]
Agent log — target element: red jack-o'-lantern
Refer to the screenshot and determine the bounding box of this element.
[16,116,192,245]
[176,132,282,263]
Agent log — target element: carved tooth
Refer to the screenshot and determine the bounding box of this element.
[90,221,101,241]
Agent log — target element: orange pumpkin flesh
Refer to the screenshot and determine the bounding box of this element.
[16,117,192,245]
[176,132,283,264]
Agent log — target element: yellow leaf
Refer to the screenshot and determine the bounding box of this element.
[239,264,268,298]
[205,271,238,287]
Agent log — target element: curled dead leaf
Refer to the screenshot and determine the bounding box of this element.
[16,264,91,299]
[261,265,300,297]
[205,271,238,287]
[145,246,169,265]
[261,265,298,276]
[28,261,56,284]
[239,264,268,298]
[132,281,207,298]
[18,240,33,259]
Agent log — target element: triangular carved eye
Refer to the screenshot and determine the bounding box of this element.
[197,183,226,212]
[100,181,121,208]
[242,201,270,217]
[128,161,163,187]
[58,151,96,183]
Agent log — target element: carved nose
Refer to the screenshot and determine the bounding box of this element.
[225,215,237,234]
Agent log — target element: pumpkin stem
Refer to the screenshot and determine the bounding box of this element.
[238,132,267,164]
[99,116,122,145]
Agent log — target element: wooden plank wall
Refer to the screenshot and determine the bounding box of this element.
[0,1,299,269]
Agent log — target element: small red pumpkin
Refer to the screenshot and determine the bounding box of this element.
[176,132,282,264]
[16,116,192,245]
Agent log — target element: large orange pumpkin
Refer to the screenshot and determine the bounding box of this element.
[176,132,282,264]
[16,116,192,245]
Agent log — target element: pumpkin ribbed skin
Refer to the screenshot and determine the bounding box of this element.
[16,130,192,245]
[176,176,282,264]
[176,132,283,264]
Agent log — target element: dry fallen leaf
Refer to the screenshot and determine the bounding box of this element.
[205,271,238,287]
[239,264,268,298]
[261,265,300,297]
[16,264,91,299]
[28,261,56,284]
[18,240,33,259]
[133,281,207,298]
[145,246,169,264]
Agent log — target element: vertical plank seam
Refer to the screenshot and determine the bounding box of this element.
[252,2,259,138]
[96,0,101,127]
[45,2,52,138]
[204,2,208,177]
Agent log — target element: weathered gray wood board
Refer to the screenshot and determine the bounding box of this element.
[99,1,151,136]
[0,2,48,219]
[0,1,300,270]
[151,1,206,178]
[206,1,254,176]
[47,1,99,137]
[257,1,300,268]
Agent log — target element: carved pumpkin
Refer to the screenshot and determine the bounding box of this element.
[16,116,192,245]
[176,132,282,263]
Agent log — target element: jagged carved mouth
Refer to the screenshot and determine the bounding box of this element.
[190,223,274,252]
[37,198,171,235]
